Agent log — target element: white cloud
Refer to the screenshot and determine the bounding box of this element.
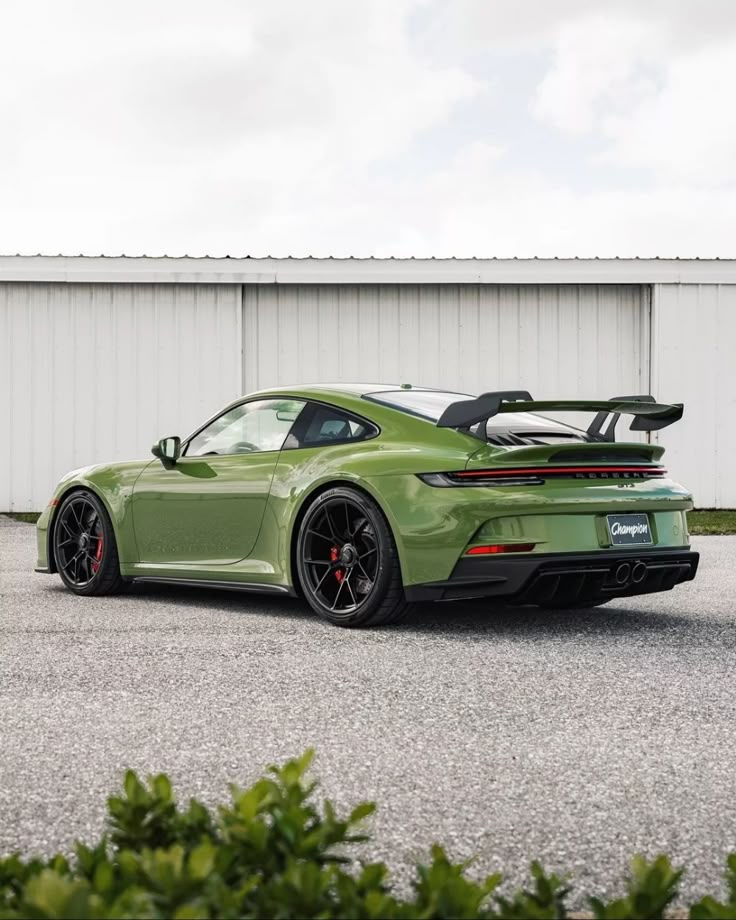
[0,0,481,254]
[529,5,736,184]
[531,14,663,136]
[0,0,735,256]
[601,39,736,183]
[265,141,736,258]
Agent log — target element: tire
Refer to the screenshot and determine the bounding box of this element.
[295,486,409,627]
[53,490,128,596]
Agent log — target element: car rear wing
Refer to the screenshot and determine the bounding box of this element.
[436,391,684,442]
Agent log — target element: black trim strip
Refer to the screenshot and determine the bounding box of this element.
[133,577,293,595]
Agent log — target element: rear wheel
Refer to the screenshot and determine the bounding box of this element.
[296,487,409,627]
[53,491,128,596]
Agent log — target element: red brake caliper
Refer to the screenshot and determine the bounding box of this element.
[330,547,343,582]
[92,535,104,574]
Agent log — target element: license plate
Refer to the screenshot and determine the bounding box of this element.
[607,513,653,546]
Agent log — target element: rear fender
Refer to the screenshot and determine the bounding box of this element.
[264,466,411,593]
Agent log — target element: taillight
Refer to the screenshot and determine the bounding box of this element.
[418,466,666,487]
[455,466,666,478]
[466,543,536,555]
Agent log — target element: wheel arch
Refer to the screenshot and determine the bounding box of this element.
[288,477,407,597]
[47,483,121,574]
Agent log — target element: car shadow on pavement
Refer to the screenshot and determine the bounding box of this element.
[47,580,308,618]
[64,581,703,639]
[395,601,701,638]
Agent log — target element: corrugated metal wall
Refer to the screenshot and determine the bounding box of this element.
[651,284,736,508]
[16,279,729,511]
[244,282,649,398]
[0,283,242,511]
[243,284,648,397]
[4,276,733,511]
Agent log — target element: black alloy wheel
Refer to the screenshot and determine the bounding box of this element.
[296,486,408,627]
[53,491,128,596]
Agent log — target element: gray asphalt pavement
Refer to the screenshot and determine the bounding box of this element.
[1,516,735,907]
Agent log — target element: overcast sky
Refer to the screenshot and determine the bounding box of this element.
[2,0,735,257]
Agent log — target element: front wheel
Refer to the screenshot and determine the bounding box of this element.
[53,490,128,596]
[296,487,409,627]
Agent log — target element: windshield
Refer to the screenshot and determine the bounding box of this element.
[365,389,592,444]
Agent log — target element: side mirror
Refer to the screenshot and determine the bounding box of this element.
[151,436,181,463]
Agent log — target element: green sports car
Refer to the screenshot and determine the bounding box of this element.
[35,384,699,627]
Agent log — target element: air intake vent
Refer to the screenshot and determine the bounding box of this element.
[487,433,529,447]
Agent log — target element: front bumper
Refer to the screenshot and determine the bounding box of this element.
[404,549,699,605]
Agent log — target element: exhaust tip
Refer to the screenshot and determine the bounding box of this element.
[631,561,648,584]
[614,562,631,585]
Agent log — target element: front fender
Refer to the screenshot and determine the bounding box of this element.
[37,460,151,571]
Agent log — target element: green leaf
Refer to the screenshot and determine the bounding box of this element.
[188,842,216,882]
[589,854,682,920]
[174,901,211,919]
[152,773,173,803]
[1,750,732,920]
[123,770,146,804]
[93,860,115,894]
[349,802,376,824]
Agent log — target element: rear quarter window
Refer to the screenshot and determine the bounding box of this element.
[285,403,378,449]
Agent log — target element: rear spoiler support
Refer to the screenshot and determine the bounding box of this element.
[586,394,657,442]
[435,391,532,429]
[436,391,684,441]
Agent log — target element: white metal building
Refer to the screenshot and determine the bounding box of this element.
[1,256,734,511]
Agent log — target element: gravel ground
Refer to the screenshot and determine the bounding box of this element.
[1,516,735,908]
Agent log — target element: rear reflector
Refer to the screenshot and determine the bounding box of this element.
[466,543,536,555]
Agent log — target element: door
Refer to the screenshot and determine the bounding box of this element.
[131,398,306,565]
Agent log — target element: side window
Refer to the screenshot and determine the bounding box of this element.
[291,404,377,448]
[185,399,306,457]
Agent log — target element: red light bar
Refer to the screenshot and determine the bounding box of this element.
[466,543,536,555]
[455,466,666,478]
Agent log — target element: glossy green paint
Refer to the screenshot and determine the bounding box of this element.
[36,459,150,573]
[355,473,692,585]
[36,384,695,591]
[471,507,689,554]
[131,452,281,564]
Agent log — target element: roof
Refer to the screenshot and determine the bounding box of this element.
[251,382,433,399]
[2,255,736,285]
[308,383,422,395]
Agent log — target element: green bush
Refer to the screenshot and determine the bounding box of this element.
[0,750,734,919]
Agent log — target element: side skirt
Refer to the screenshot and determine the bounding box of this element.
[133,576,294,596]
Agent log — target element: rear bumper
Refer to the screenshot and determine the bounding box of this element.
[404,549,699,605]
